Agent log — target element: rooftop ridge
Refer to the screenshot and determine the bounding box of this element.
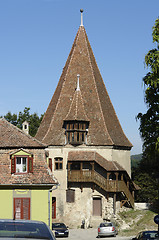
[82,27,114,145]
[41,26,82,143]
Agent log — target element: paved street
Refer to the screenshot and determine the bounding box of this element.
[56,228,133,240]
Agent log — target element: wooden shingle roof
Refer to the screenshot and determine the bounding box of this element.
[36,25,132,148]
[64,81,89,122]
[68,151,125,172]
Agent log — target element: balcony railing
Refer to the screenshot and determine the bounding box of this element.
[68,169,134,207]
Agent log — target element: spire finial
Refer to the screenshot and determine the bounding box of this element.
[77,74,80,91]
[80,9,84,26]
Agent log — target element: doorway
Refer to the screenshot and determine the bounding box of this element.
[93,197,102,216]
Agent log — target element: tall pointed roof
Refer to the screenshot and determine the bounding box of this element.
[36,21,132,148]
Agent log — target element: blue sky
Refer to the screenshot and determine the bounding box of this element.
[0,0,158,155]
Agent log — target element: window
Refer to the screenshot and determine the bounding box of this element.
[71,162,80,170]
[52,197,56,219]
[54,157,63,170]
[49,158,52,171]
[11,156,33,174]
[16,157,27,173]
[66,189,75,203]
[14,198,30,220]
[64,120,89,145]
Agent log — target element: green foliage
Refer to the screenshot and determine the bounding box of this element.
[131,154,142,168]
[134,19,159,204]
[137,18,159,175]
[133,172,158,203]
[2,107,43,137]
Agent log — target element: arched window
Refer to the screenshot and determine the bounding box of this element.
[109,173,116,180]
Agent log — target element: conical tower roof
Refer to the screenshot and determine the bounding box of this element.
[36,21,132,148]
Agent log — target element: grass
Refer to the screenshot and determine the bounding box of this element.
[117,209,158,236]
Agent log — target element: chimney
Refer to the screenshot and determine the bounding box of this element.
[22,121,29,135]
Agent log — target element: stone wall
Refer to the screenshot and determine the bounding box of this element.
[49,145,131,228]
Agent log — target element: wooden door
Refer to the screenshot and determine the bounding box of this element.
[93,197,102,216]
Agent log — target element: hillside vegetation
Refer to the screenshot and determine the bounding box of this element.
[117,209,158,236]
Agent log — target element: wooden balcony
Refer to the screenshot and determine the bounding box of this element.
[68,169,134,207]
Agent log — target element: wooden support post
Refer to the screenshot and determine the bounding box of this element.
[80,162,83,179]
[80,162,83,170]
[113,193,116,214]
[67,162,71,181]
[91,162,95,180]
[107,172,111,190]
[80,184,83,192]
[68,162,71,170]
[106,192,109,200]
[92,183,95,192]
[92,162,94,170]
[121,173,123,181]
[115,172,119,191]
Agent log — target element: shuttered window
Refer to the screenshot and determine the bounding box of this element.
[66,189,75,203]
[49,158,52,171]
[14,198,30,220]
[28,157,33,173]
[64,121,89,145]
[11,156,33,174]
[52,197,56,219]
[11,157,16,174]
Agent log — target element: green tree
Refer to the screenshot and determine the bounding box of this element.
[135,18,159,206]
[133,172,158,203]
[137,18,159,175]
[2,107,43,137]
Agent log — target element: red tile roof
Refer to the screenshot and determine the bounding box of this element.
[36,25,132,148]
[0,148,57,186]
[0,118,46,148]
[0,118,57,186]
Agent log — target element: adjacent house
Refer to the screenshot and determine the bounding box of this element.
[35,11,137,228]
[0,118,57,227]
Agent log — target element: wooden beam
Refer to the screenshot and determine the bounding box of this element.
[113,193,116,214]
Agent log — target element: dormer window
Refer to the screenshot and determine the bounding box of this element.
[10,150,33,174]
[64,120,89,145]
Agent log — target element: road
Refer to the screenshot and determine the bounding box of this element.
[56,228,133,240]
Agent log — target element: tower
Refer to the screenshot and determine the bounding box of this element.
[36,10,135,227]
